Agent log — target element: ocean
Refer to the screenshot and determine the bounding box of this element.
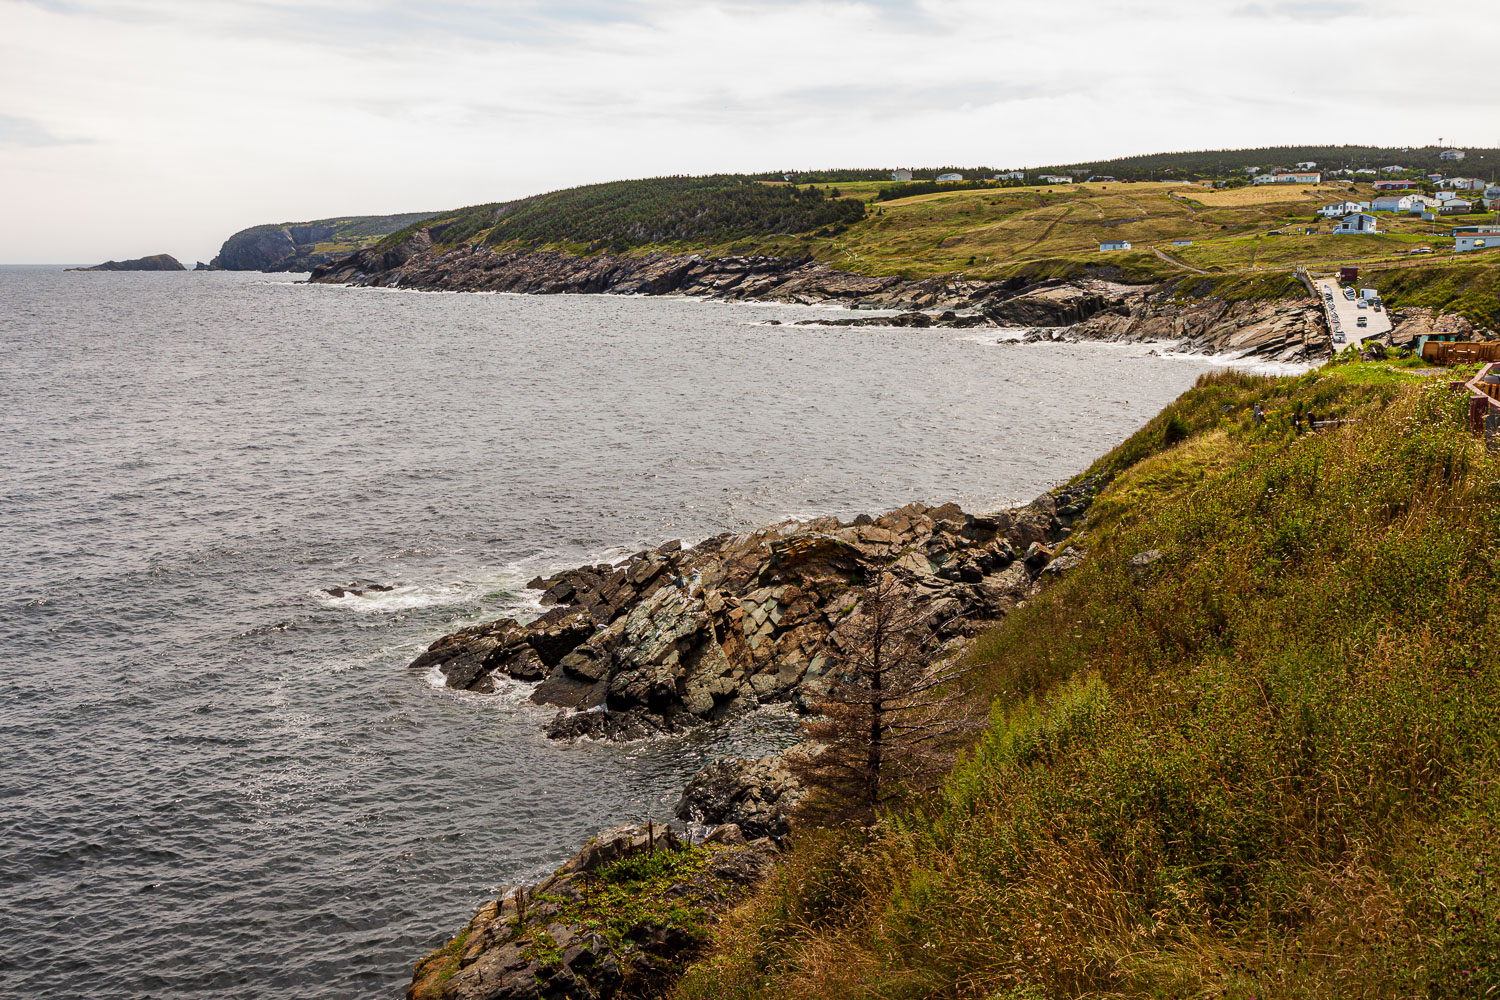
[2,267,1219,998]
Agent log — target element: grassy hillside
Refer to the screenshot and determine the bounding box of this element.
[373,171,1499,294]
[377,176,863,255]
[677,360,1500,999]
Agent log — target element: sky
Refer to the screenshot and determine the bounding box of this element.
[2,0,1496,264]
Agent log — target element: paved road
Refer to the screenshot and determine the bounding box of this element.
[1315,276,1392,354]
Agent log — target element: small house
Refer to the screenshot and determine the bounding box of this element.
[1373,180,1417,191]
[1438,199,1474,215]
[1456,234,1496,252]
[1319,200,1369,217]
[1295,161,1318,170]
[1040,174,1073,184]
[1172,239,1193,246]
[890,168,912,182]
[1371,194,1416,212]
[1381,165,1406,174]
[993,170,1024,180]
[936,172,963,182]
[1333,213,1379,234]
[1098,239,1132,252]
[1440,148,1466,162]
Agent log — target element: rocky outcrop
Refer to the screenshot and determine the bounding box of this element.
[1387,306,1495,347]
[409,821,777,1000]
[674,749,810,841]
[993,280,1328,363]
[67,253,185,271]
[413,478,1110,741]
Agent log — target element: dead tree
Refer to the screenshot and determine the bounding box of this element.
[792,573,973,825]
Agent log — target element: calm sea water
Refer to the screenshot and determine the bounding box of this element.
[2,268,1219,998]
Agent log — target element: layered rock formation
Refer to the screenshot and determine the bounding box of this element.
[999,280,1330,363]
[67,253,185,271]
[312,237,961,310]
[412,479,1107,741]
[409,820,778,1000]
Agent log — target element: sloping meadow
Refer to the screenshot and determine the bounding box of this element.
[678,361,1500,999]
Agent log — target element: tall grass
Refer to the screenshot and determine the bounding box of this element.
[678,364,1500,999]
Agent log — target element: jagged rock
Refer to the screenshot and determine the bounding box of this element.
[674,749,809,840]
[1042,547,1085,576]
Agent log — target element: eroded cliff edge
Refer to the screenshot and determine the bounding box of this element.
[309,234,1332,363]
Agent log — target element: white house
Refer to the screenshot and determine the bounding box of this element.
[1456,234,1496,252]
[1040,174,1073,184]
[1295,161,1317,170]
[1381,165,1406,174]
[1441,149,1466,162]
[1355,168,1378,176]
[890,168,912,182]
[1436,189,1460,202]
[1372,194,1416,212]
[1485,186,1500,209]
[1333,213,1379,234]
[1087,175,1117,183]
[1099,239,1132,251]
[993,170,1025,180]
[1447,177,1485,190]
[1406,195,1438,213]
[1253,171,1321,185]
[1172,239,1193,246]
[1438,199,1474,215]
[936,172,963,182]
[1319,200,1369,217]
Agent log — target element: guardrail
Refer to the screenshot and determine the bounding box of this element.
[1427,342,1500,365]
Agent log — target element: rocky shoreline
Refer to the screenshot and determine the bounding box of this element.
[308,234,1334,363]
[403,474,1112,998]
[411,476,1105,742]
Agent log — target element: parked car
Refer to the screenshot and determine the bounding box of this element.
[1357,316,1368,327]
[1334,333,1346,343]
[1412,247,1434,255]
[1358,300,1368,309]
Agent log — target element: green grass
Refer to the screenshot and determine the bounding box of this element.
[676,362,1500,1000]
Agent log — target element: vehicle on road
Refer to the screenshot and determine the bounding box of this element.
[1334,333,1346,343]
[1358,300,1368,310]
[1357,316,1368,328]
[1412,247,1434,255]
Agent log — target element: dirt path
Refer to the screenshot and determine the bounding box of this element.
[1153,247,1208,274]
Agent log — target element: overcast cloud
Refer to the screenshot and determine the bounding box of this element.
[1,0,1495,263]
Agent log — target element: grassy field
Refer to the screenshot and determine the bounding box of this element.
[723,180,1499,285]
[675,359,1500,1000]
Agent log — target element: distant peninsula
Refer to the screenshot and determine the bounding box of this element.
[200,212,439,272]
[68,253,185,271]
